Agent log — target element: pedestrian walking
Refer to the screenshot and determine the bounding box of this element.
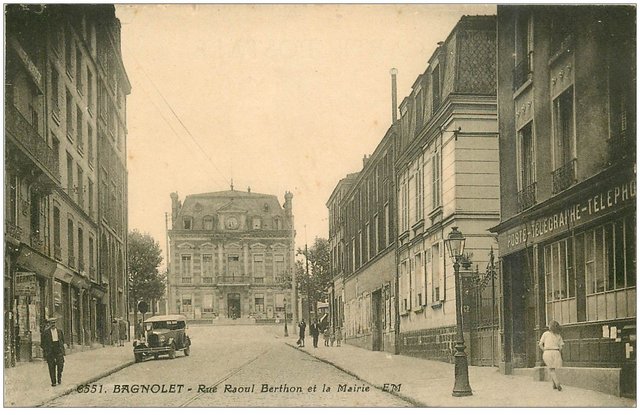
[111,319,120,346]
[297,319,306,347]
[330,328,336,347]
[323,327,330,346]
[539,320,565,391]
[118,319,128,346]
[310,319,320,348]
[41,317,65,387]
[335,327,343,347]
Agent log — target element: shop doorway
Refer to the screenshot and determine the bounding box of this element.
[227,293,241,319]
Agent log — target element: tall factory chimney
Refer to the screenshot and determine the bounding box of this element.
[390,68,398,123]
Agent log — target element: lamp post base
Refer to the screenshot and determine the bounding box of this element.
[452,341,473,397]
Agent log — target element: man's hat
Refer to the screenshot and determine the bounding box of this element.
[46,317,58,323]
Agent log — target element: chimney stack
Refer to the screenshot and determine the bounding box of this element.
[390,68,398,123]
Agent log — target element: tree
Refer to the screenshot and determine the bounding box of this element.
[128,230,165,327]
[297,237,331,319]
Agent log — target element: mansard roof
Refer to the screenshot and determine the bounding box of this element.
[178,189,284,218]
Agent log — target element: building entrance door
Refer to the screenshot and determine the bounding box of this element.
[227,293,241,319]
[372,290,383,351]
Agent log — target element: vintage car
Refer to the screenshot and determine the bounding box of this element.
[133,314,191,362]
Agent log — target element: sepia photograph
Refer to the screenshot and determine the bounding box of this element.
[2,2,637,408]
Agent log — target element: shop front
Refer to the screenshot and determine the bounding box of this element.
[495,166,636,396]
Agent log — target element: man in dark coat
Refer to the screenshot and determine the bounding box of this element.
[41,317,65,387]
[297,319,306,347]
[310,319,320,348]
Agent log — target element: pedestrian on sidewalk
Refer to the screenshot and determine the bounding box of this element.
[111,319,120,346]
[41,317,65,387]
[330,327,335,347]
[310,319,320,348]
[323,327,330,346]
[335,327,342,347]
[539,320,565,391]
[297,319,306,347]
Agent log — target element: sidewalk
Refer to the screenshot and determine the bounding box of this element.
[4,344,134,407]
[285,338,636,407]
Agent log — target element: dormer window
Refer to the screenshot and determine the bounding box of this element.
[263,203,270,212]
[252,217,262,230]
[183,217,192,230]
[203,216,214,230]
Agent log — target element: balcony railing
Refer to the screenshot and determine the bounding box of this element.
[6,222,24,242]
[202,277,214,284]
[517,182,537,212]
[552,159,577,194]
[513,52,532,91]
[181,277,192,284]
[608,132,636,165]
[30,232,46,254]
[218,275,251,285]
[6,104,60,183]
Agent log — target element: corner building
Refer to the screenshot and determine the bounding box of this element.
[394,15,500,364]
[4,5,129,366]
[167,189,294,322]
[493,6,636,396]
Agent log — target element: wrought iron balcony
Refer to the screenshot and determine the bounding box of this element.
[5,104,60,184]
[202,277,214,284]
[517,182,537,212]
[607,132,636,165]
[552,159,577,194]
[513,53,532,91]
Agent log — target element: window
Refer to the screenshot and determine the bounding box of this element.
[432,151,441,209]
[518,122,535,189]
[372,215,378,258]
[183,217,192,230]
[253,254,265,282]
[87,124,93,165]
[66,90,73,140]
[7,174,18,225]
[181,294,193,313]
[514,11,533,90]
[432,244,441,302]
[274,217,281,230]
[544,238,575,302]
[415,90,424,130]
[53,207,61,259]
[227,254,241,276]
[51,67,60,113]
[180,254,192,279]
[87,69,94,113]
[550,9,574,54]
[88,179,94,217]
[202,254,213,277]
[553,86,575,169]
[274,254,285,281]
[415,168,423,221]
[415,253,424,307]
[51,134,60,175]
[88,236,95,279]
[254,295,265,313]
[65,27,73,75]
[252,217,261,230]
[202,294,214,313]
[76,106,83,152]
[432,64,441,112]
[203,216,214,230]
[75,46,83,93]
[77,227,84,272]
[77,165,84,208]
[67,219,74,268]
[66,153,74,196]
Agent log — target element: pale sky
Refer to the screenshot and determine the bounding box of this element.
[117,4,497,267]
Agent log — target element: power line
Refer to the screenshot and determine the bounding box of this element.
[126,68,227,189]
[127,52,231,186]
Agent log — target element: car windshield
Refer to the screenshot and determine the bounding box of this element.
[145,320,185,330]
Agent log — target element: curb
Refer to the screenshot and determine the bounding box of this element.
[284,342,426,407]
[35,359,136,407]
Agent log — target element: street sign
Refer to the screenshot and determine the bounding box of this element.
[137,301,149,315]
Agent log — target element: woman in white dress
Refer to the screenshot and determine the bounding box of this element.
[539,320,565,391]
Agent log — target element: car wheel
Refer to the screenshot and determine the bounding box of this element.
[169,344,176,359]
[184,346,190,356]
[134,353,142,363]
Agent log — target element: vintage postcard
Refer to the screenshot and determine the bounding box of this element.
[3,3,636,408]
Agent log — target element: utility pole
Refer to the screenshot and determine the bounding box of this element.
[165,212,170,315]
[305,225,312,321]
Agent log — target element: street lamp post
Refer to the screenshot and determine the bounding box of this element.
[284,298,289,337]
[445,226,472,397]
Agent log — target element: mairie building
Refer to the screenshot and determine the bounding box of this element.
[167,188,294,323]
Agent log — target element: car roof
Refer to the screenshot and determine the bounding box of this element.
[145,314,188,323]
